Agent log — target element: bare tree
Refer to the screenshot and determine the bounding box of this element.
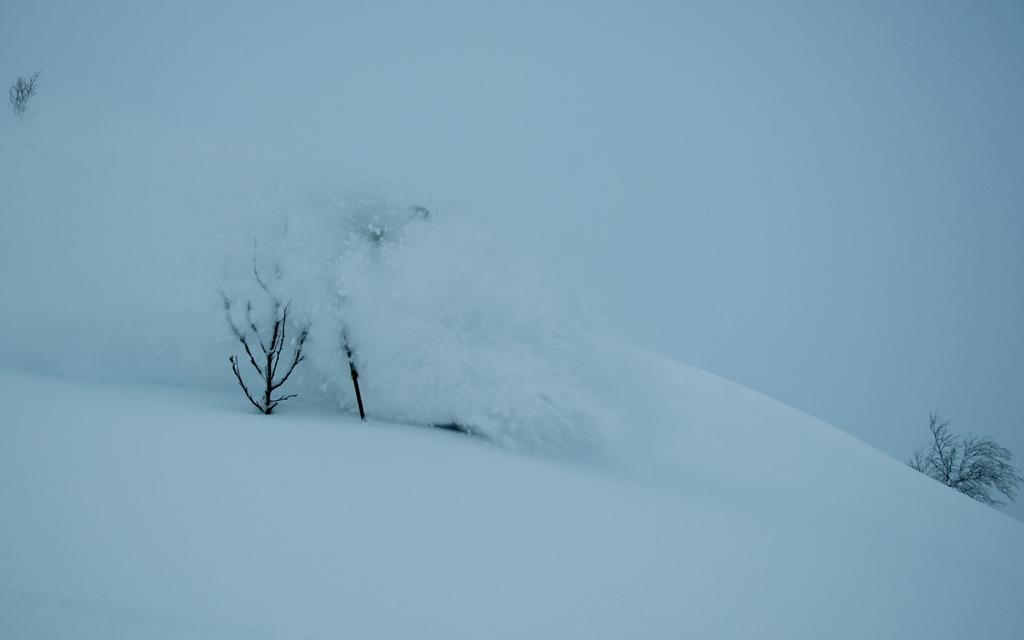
[9,71,39,117]
[909,412,1022,507]
[222,261,309,414]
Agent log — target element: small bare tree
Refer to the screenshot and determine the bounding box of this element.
[9,71,39,117]
[909,412,1022,507]
[223,262,309,414]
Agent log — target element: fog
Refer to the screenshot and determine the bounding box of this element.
[2,2,1023,516]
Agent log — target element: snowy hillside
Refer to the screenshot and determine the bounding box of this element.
[3,2,1024,637]
[2,364,1022,639]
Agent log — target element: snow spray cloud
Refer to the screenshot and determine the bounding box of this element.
[220,191,639,459]
[0,97,652,462]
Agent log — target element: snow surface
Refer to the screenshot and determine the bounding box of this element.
[2,365,1022,639]
[2,5,1023,635]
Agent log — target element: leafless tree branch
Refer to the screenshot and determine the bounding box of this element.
[230,355,264,413]
[909,412,1022,507]
[223,262,309,415]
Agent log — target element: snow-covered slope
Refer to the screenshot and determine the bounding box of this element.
[3,4,1022,636]
[2,362,1021,639]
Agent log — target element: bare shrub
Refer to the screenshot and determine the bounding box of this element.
[909,412,1022,507]
[9,71,39,117]
[222,261,309,414]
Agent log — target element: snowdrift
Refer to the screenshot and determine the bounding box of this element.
[2,363,1021,639]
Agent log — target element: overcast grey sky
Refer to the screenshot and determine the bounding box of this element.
[3,1,1023,516]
